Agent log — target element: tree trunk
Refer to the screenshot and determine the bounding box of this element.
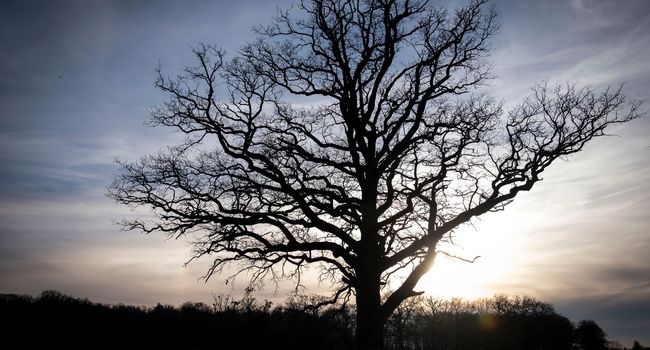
[356,286,384,350]
[355,252,384,350]
[357,166,383,349]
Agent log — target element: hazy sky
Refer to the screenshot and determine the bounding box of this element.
[1,0,649,345]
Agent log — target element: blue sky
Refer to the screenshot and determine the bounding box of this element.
[1,0,649,345]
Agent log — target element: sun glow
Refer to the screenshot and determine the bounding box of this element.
[415,216,525,300]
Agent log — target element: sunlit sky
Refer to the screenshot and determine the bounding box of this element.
[1,0,649,345]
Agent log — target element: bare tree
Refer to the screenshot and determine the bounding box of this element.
[108,0,640,349]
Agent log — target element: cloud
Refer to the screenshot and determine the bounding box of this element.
[491,0,650,103]
[556,294,650,345]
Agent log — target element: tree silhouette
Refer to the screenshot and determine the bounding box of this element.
[108,0,640,348]
[573,320,608,350]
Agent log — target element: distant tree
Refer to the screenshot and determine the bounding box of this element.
[574,320,608,350]
[108,0,640,348]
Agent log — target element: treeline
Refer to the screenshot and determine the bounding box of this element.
[0,289,352,350]
[382,294,645,350]
[0,290,646,350]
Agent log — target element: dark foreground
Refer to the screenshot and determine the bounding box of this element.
[0,291,646,350]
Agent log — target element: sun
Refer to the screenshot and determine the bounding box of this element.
[416,253,502,300]
[415,219,524,300]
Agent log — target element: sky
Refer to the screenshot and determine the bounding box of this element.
[1,0,649,345]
